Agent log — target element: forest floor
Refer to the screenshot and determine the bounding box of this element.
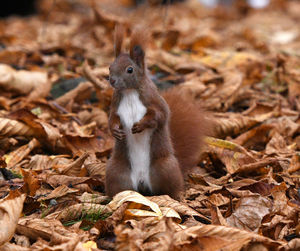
[0,0,300,250]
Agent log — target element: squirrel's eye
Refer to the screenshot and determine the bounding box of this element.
[127,67,133,74]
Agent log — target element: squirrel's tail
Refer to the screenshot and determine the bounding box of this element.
[162,87,209,174]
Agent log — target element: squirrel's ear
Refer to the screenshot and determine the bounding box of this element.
[130,26,148,71]
[114,25,124,58]
[130,45,145,69]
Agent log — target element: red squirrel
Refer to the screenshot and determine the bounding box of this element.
[105,26,206,199]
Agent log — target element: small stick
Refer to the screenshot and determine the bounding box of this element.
[51,101,82,125]
[82,60,109,91]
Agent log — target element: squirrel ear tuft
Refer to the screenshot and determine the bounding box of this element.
[130,45,145,69]
[114,25,124,58]
[130,26,148,71]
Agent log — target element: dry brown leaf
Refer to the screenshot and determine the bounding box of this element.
[173,224,282,251]
[212,113,267,138]
[208,193,230,207]
[31,237,83,251]
[21,169,41,197]
[179,29,221,51]
[0,242,30,251]
[0,191,26,246]
[27,154,71,171]
[38,120,62,147]
[17,217,82,241]
[13,234,30,248]
[204,136,256,174]
[265,131,289,156]
[43,174,98,188]
[63,135,112,157]
[232,124,273,149]
[288,154,300,173]
[38,185,79,202]
[8,108,61,142]
[77,192,109,204]
[148,50,187,72]
[71,121,97,137]
[270,182,294,216]
[84,160,106,178]
[61,152,89,176]
[93,6,127,29]
[108,190,163,216]
[149,195,210,222]
[4,138,40,169]
[115,217,178,251]
[193,51,263,83]
[55,81,94,109]
[0,64,49,97]
[57,203,111,223]
[0,118,35,137]
[285,238,300,250]
[202,71,243,111]
[226,195,272,232]
[17,217,88,250]
[108,191,181,222]
[209,204,228,226]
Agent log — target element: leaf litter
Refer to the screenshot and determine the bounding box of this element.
[0,0,300,250]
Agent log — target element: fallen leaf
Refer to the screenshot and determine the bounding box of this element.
[0,118,35,137]
[4,138,40,169]
[226,195,272,232]
[0,64,50,99]
[37,185,79,202]
[0,191,26,246]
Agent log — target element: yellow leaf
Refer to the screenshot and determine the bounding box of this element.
[82,241,97,250]
[108,190,162,216]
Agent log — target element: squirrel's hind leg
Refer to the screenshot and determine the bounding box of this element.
[105,158,133,197]
[150,156,184,200]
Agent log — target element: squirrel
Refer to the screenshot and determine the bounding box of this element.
[105,26,206,199]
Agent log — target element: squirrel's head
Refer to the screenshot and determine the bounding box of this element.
[109,25,147,90]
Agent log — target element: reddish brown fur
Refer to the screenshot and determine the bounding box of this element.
[162,88,207,174]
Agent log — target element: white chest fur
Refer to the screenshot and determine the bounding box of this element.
[117,89,152,192]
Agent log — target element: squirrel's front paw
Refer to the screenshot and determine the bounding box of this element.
[132,122,145,134]
[112,126,126,140]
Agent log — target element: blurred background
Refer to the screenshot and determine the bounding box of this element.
[0,0,285,17]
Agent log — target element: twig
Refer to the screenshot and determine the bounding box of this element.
[51,101,82,126]
[82,60,110,91]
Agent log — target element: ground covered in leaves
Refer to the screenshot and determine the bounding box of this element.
[0,0,300,250]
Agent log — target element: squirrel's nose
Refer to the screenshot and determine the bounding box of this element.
[110,77,116,87]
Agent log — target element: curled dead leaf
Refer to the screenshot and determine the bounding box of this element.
[108,191,181,222]
[0,64,49,98]
[61,152,89,176]
[0,191,26,246]
[0,118,35,137]
[149,195,210,223]
[4,138,40,169]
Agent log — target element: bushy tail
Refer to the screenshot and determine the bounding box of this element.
[162,88,209,173]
